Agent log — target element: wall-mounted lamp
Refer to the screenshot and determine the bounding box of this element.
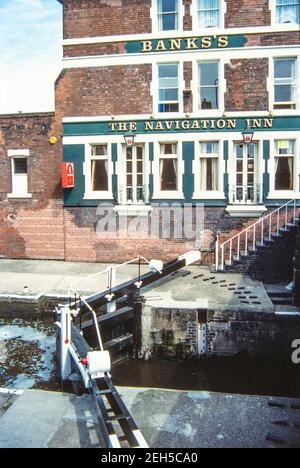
[124,133,136,147]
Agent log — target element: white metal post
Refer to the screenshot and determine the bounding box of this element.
[215,237,219,271]
[107,266,117,313]
[221,245,225,271]
[61,306,72,380]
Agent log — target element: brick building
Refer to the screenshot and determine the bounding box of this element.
[0,0,300,262]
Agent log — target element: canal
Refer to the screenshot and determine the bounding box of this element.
[0,318,299,397]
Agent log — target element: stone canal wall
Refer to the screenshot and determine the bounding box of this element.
[141,305,300,360]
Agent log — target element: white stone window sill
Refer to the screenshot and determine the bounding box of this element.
[83,192,113,200]
[7,193,32,199]
[270,109,299,116]
[114,205,152,217]
[152,192,185,200]
[226,205,267,218]
[267,191,300,200]
[192,192,225,200]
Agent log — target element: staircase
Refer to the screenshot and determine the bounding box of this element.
[264,284,293,306]
[215,199,300,284]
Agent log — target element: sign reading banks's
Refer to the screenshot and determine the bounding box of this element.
[125,34,247,54]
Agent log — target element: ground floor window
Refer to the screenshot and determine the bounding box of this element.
[274,140,295,190]
[199,142,219,191]
[159,143,178,191]
[91,145,108,192]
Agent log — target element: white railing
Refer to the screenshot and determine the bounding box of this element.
[215,199,299,271]
[68,256,150,301]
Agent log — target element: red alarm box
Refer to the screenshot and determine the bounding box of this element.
[62,162,75,189]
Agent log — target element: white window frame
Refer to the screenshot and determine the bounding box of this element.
[192,59,224,117]
[274,57,297,109]
[227,139,264,204]
[152,140,184,199]
[268,55,299,115]
[193,140,224,199]
[268,139,298,197]
[83,143,113,200]
[191,0,225,31]
[154,61,183,117]
[270,0,300,27]
[7,149,32,199]
[151,0,183,33]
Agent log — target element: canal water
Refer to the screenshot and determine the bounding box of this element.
[0,318,299,397]
[0,318,59,391]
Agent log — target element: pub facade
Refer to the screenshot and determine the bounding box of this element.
[0,0,300,262]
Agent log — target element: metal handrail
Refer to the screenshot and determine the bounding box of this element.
[216,198,299,271]
[68,256,150,292]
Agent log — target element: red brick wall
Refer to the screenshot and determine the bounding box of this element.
[62,0,278,39]
[0,113,65,260]
[55,65,153,117]
[225,0,271,28]
[225,59,269,112]
[63,0,151,39]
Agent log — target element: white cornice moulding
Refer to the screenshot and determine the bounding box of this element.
[61,45,300,69]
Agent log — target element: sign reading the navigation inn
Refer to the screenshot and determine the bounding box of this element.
[108,118,274,133]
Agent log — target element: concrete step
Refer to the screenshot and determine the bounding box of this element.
[271,297,293,306]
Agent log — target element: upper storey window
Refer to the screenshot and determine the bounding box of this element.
[158,0,179,31]
[198,61,219,110]
[158,63,179,112]
[274,58,296,110]
[275,0,299,24]
[197,0,220,28]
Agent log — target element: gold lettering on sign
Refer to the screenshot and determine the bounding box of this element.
[109,123,117,131]
[129,122,137,131]
[145,122,154,131]
[252,119,262,128]
[170,38,182,50]
[218,36,229,48]
[227,119,237,129]
[165,121,173,130]
[155,122,164,131]
[191,120,200,130]
[118,122,128,132]
[181,121,190,130]
[201,120,210,129]
[217,120,226,129]
[142,41,152,52]
[155,40,167,51]
[263,118,273,128]
[186,38,198,49]
[201,37,212,49]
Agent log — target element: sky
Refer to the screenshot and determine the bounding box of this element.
[0,0,62,114]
